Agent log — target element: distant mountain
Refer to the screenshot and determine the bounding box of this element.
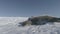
[20,16,60,26]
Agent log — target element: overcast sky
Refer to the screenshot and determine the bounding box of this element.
[0,0,60,17]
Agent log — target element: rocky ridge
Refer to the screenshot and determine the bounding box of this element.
[20,16,60,26]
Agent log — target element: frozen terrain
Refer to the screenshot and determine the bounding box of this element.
[0,17,60,34]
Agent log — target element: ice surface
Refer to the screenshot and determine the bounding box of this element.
[0,17,60,34]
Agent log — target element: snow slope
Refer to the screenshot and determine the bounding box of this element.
[0,17,28,26]
[0,17,60,34]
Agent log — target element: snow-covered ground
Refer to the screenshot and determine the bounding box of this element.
[0,17,60,34]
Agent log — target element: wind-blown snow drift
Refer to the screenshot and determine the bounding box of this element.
[0,17,60,34]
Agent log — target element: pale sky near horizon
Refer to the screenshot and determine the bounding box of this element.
[0,0,60,17]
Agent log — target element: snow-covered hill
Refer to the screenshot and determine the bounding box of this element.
[0,17,60,34]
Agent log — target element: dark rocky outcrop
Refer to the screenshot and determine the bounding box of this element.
[19,16,60,26]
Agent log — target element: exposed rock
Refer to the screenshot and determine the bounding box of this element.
[20,16,60,26]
